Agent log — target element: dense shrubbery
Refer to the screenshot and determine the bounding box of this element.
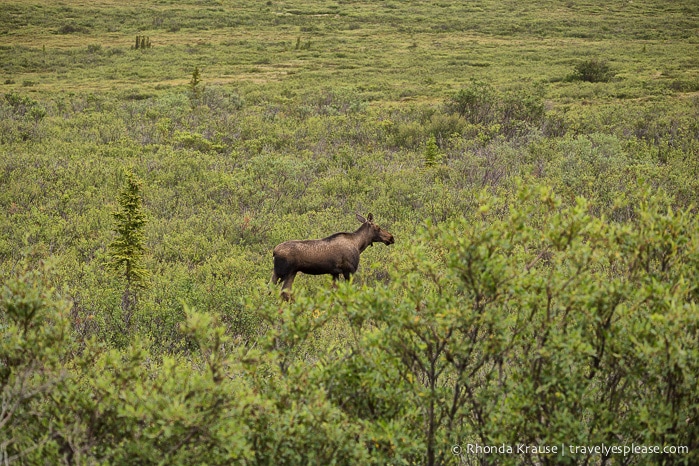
[445,80,546,139]
[3,188,698,464]
[2,0,699,463]
[570,59,614,83]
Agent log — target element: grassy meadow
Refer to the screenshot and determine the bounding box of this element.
[1,0,699,464]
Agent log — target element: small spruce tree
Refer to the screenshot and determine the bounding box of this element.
[190,66,202,104]
[423,134,442,168]
[108,171,148,324]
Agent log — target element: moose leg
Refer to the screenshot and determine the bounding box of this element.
[331,274,340,288]
[281,273,296,301]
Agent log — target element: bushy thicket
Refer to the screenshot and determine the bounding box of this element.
[2,0,698,461]
[570,59,615,83]
[444,80,546,139]
[2,53,699,465]
[3,187,698,465]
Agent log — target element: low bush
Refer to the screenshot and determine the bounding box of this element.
[445,81,546,140]
[570,58,614,83]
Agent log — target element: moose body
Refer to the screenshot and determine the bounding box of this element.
[272,213,394,300]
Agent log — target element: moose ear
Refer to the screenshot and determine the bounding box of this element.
[356,213,367,224]
[367,213,374,222]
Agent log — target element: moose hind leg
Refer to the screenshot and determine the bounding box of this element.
[281,273,297,301]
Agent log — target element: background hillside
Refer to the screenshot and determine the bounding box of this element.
[1,1,698,464]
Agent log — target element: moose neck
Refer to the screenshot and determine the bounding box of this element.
[352,223,374,253]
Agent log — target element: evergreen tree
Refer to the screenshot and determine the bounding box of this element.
[423,134,442,168]
[108,171,148,321]
[189,66,202,104]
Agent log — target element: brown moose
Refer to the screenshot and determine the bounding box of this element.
[271,213,395,301]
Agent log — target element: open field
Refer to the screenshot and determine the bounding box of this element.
[1,1,699,464]
[2,1,698,98]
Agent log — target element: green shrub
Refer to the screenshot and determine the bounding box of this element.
[425,112,467,142]
[86,44,102,54]
[173,130,225,153]
[571,58,614,83]
[56,23,89,34]
[317,185,699,465]
[500,85,546,137]
[445,82,545,139]
[0,261,72,463]
[446,79,498,125]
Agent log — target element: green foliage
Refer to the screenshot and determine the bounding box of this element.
[570,58,614,83]
[446,80,498,126]
[108,170,148,318]
[446,81,546,139]
[189,66,202,104]
[0,1,698,463]
[317,186,699,465]
[173,130,224,153]
[0,260,71,463]
[38,309,257,464]
[423,134,442,168]
[0,92,47,143]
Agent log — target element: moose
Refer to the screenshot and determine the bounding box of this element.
[271,213,395,301]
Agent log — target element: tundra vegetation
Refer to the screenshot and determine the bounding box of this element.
[1,0,699,464]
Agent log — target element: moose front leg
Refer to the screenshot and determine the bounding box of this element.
[331,272,351,288]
